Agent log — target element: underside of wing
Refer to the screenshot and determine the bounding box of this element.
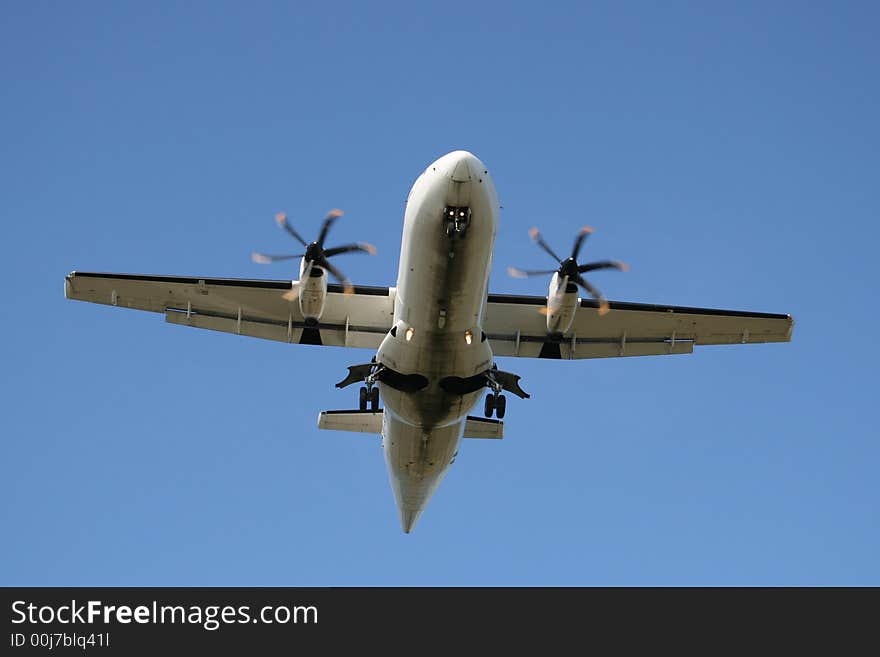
[483,293,794,360]
[65,271,395,349]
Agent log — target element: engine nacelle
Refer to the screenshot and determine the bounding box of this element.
[297,258,328,321]
[546,272,578,335]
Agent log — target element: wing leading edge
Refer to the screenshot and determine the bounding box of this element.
[483,293,793,360]
[64,271,395,349]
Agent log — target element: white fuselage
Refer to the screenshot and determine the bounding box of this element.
[375,151,499,533]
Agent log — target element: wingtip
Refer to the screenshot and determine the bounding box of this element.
[274,212,287,226]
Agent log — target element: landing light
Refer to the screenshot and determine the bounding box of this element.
[405,327,415,342]
[464,330,473,345]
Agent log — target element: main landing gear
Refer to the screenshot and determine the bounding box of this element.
[335,360,384,411]
[484,392,506,419]
[482,365,511,419]
[358,363,382,411]
[359,385,379,411]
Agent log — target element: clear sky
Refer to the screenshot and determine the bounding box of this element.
[2,1,878,585]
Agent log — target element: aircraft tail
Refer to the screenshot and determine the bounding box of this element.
[317,410,503,439]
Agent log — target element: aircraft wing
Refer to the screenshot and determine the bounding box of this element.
[64,271,394,348]
[483,293,794,360]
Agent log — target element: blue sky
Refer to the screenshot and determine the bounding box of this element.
[2,1,878,585]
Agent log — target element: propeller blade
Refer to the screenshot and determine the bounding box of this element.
[508,266,559,279]
[252,252,302,264]
[275,212,308,247]
[578,260,629,273]
[321,258,354,293]
[317,208,344,247]
[574,274,610,315]
[528,227,563,263]
[323,242,377,258]
[571,226,594,259]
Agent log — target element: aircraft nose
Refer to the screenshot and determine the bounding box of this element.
[450,154,475,182]
[438,150,482,182]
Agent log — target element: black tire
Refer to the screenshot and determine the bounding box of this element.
[495,394,506,419]
[370,387,380,410]
[446,223,455,238]
[484,394,495,418]
[359,386,368,411]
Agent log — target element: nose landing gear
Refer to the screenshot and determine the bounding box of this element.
[444,206,471,239]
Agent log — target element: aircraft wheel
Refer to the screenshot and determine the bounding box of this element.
[495,394,506,419]
[370,387,380,410]
[484,394,495,418]
[445,223,455,238]
[359,386,368,411]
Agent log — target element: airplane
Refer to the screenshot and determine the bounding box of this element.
[64,150,794,533]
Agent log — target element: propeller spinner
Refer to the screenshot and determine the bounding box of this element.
[252,209,376,298]
[508,226,628,316]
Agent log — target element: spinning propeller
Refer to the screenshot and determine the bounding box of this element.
[252,209,376,298]
[508,226,628,315]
